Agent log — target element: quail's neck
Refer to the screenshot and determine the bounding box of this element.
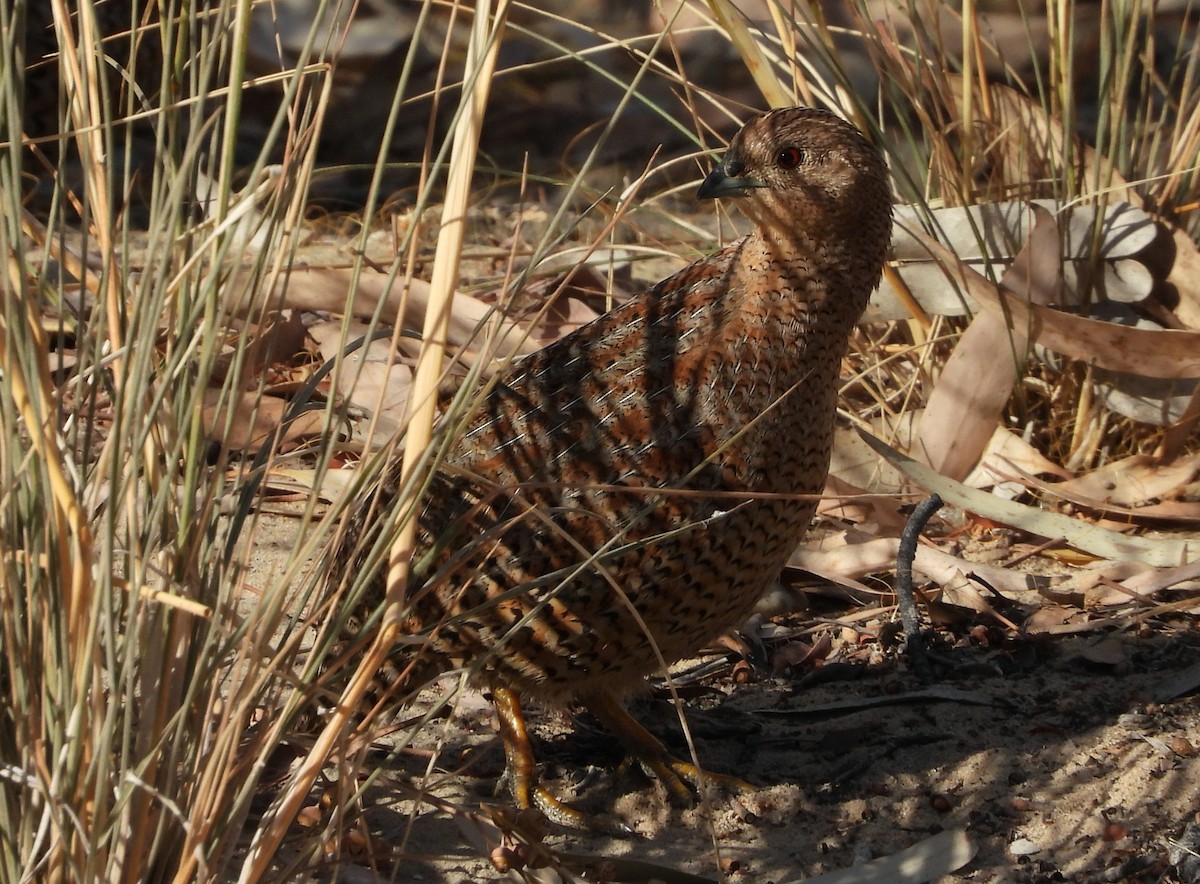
[740,225,875,321]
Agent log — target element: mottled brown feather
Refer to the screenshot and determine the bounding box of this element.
[333,106,893,711]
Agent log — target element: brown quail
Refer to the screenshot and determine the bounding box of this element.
[331,106,893,826]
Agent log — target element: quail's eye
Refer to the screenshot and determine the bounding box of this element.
[777,147,805,169]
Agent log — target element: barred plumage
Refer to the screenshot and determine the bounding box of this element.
[331,106,893,826]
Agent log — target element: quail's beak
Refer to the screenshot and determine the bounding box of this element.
[696,158,765,200]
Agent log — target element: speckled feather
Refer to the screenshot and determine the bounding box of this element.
[338,107,893,708]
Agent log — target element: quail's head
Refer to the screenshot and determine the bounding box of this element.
[698,106,893,274]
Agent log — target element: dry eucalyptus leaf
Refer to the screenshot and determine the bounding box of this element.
[1095,367,1199,427]
[506,264,620,344]
[202,390,326,453]
[1058,560,1156,604]
[990,454,1200,525]
[889,200,1154,263]
[790,529,1051,598]
[307,319,418,446]
[940,571,1004,616]
[1171,237,1200,328]
[1079,302,1200,425]
[871,200,1156,323]
[776,826,975,883]
[1109,558,1200,598]
[234,309,309,381]
[828,425,907,494]
[258,467,356,503]
[1069,257,1154,304]
[916,233,1200,380]
[819,474,908,530]
[1054,453,1200,509]
[964,428,1073,489]
[1150,661,1200,703]
[861,430,1199,566]
[230,257,543,365]
[914,205,1061,481]
[1024,604,1089,634]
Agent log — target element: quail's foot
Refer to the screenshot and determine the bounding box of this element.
[584,692,754,805]
[494,686,635,835]
[495,687,752,835]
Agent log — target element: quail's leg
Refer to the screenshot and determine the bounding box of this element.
[492,685,632,834]
[582,691,754,803]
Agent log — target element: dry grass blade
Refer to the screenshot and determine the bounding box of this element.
[0,249,98,879]
[4,0,361,879]
[236,2,513,880]
[704,0,792,108]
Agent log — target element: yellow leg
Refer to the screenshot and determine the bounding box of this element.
[582,691,754,803]
[491,685,633,835]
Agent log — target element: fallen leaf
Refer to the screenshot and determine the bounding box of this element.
[773,828,975,884]
[790,528,1053,597]
[1024,604,1088,634]
[990,454,1200,525]
[203,390,326,453]
[871,200,1157,323]
[1054,453,1200,508]
[917,232,1200,379]
[965,428,1073,489]
[860,430,1200,566]
[915,205,1061,480]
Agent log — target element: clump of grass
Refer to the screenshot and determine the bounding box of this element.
[0,0,354,878]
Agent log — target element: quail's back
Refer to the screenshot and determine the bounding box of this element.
[335,108,892,799]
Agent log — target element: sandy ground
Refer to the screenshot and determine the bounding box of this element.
[246,512,1200,883]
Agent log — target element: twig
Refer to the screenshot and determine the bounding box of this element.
[896,493,943,681]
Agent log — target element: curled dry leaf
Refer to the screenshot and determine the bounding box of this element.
[790,528,1052,599]
[487,263,626,345]
[990,453,1200,525]
[832,416,1066,496]
[1054,559,1158,608]
[308,319,417,446]
[774,827,976,884]
[964,427,1073,488]
[1144,221,1200,330]
[871,200,1157,323]
[1094,361,1199,427]
[225,309,309,385]
[860,430,1199,566]
[1049,452,1200,509]
[1023,604,1090,635]
[915,232,1200,380]
[915,204,1062,481]
[202,390,326,453]
[938,572,1016,627]
[229,253,543,367]
[879,194,1193,432]
[771,634,833,673]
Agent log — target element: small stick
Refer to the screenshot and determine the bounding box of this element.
[896,493,943,680]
